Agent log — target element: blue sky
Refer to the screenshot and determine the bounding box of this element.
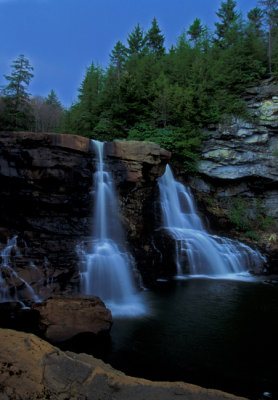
[1,0,259,107]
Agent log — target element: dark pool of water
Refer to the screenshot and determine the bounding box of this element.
[96,278,278,400]
[58,278,278,399]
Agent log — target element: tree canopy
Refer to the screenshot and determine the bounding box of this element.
[1,4,277,170]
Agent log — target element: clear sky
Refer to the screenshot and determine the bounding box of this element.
[0,0,259,107]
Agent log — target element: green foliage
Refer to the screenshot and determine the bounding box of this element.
[1,54,34,130]
[228,198,252,231]
[127,122,202,170]
[258,0,278,73]
[187,18,205,43]
[109,41,128,81]
[45,89,62,108]
[127,24,147,56]
[62,62,105,136]
[248,7,264,35]
[146,17,165,57]
[228,197,275,239]
[214,0,240,47]
[245,231,261,241]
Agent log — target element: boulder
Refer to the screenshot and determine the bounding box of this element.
[0,328,247,400]
[32,295,112,342]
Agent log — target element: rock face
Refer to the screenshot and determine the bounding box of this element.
[190,78,278,272]
[0,328,246,400]
[105,141,172,283]
[0,131,94,301]
[106,140,170,239]
[0,131,170,300]
[32,295,112,342]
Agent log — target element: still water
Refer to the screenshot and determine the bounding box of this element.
[98,278,278,400]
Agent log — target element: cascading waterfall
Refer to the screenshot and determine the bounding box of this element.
[158,165,266,278]
[0,236,40,304]
[79,140,146,317]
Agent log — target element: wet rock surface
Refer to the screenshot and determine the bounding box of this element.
[0,132,170,298]
[0,328,247,400]
[191,78,278,273]
[32,295,112,342]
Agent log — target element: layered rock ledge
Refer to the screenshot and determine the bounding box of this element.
[189,78,278,272]
[0,329,246,400]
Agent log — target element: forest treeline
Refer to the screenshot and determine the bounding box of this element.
[1,0,278,169]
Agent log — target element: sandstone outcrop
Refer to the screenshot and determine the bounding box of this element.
[0,328,247,400]
[190,78,278,272]
[32,295,112,342]
[0,131,170,300]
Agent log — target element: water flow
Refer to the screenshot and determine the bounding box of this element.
[0,236,40,304]
[79,140,146,317]
[158,165,265,278]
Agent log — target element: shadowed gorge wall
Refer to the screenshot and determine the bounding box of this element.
[0,132,170,299]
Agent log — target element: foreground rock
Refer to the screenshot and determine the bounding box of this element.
[32,295,112,342]
[0,329,246,400]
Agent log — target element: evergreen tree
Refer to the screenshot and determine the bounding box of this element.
[187,18,205,43]
[1,54,34,130]
[258,0,278,73]
[45,89,62,108]
[248,7,265,35]
[109,41,128,81]
[146,17,165,57]
[127,24,147,56]
[214,0,240,47]
[63,63,104,136]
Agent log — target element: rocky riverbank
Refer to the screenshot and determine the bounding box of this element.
[0,328,247,400]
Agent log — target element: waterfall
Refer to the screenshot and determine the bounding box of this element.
[158,165,266,278]
[0,236,40,304]
[79,140,146,317]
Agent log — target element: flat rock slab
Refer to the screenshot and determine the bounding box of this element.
[0,328,247,400]
[32,295,112,342]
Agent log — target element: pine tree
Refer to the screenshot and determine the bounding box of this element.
[1,54,34,130]
[64,63,104,136]
[258,0,278,73]
[214,0,240,47]
[127,24,147,56]
[248,7,265,35]
[146,17,165,57]
[45,89,62,108]
[187,18,205,43]
[109,41,128,81]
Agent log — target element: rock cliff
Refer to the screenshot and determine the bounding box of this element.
[0,131,170,302]
[189,78,278,273]
[0,328,246,400]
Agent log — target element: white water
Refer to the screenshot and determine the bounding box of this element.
[79,140,146,317]
[158,165,266,278]
[0,236,40,304]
